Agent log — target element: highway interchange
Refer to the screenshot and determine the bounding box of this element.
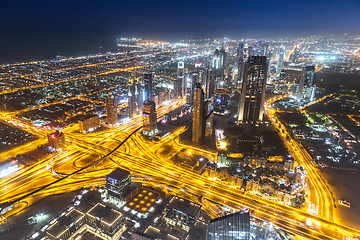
[0,52,360,239]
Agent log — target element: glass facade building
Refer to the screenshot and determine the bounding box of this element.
[206,212,250,240]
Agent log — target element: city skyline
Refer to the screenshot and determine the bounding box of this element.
[1,1,360,240]
[1,0,360,63]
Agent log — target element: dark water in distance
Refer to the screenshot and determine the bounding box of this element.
[0,35,118,64]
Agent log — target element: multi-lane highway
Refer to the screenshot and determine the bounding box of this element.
[1,94,360,239]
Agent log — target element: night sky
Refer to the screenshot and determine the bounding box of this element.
[1,0,359,63]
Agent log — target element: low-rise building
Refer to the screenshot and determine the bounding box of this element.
[47,130,65,151]
[46,209,85,240]
[164,196,201,232]
[78,114,100,133]
[86,203,125,238]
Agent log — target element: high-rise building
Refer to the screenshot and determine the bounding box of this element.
[186,71,198,105]
[128,81,136,118]
[47,130,65,151]
[212,49,220,70]
[192,84,206,144]
[213,88,229,115]
[205,111,214,140]
[106,168,132,202]
[219,48,227,70]
[175,61,185,98]
[297,65,316,100]
[144,72,153,101]
[135,81,143,114]
[276,46,285,75]
[143,100,157,134]
[206,211,250,240]
[236,42,245,88]
[106,93,118,125]
[237,56,267,124]
[206,68,215,100]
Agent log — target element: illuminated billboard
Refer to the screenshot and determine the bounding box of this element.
[178,62,184,69]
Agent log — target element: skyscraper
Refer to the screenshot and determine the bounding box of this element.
[212,49,220,70]
[106,93,118,125]
[186,71,198,105]
[143,100,157,135]
[175,61,185,98]
[128,81,136,118]
[206,211,250,240]
[206,68,215,100]
[144,72,153,101]
[297,65,316,100]
[205,111,214,140]
[192,84,206,144]
[238,56,268,123]
[236,42,245,88]
[276,46,285,75]
[135,81,143,114]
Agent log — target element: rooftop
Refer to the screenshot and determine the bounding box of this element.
[209,211,250,224]
[46,209,84,238]
[107,168,130,181]
[87,203,123,226]
[79,114,99,121]
[166,196,201,217]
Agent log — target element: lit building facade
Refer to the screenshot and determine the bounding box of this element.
[238,56,267,124]
[78,114,100,133]
[174,61,185,98]
[206,211,250,240]
[106,93,118,125]
[192,84,205,144]
[47,130,65,151]
[164,196,201,232]
[106,168,132,203]
[144,72,153,101]
[213,88,229,115]
[143,100,157,135]
[297,65,316,101]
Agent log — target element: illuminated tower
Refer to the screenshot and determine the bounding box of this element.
[174,61,185,98]
[186,71,197,105]
[128,81,136,118]
[297,65,316,101]
[206,67,215,100]
[135,81,143,114]
[143,100,157,135]
[106,93,118,125]
[276,46,285,75]
[236,42,245,88]
[192,84,206,144]
[238,56,267,124]
[144,72,153,101]
[174,62,185,98]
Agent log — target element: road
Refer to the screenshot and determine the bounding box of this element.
[0,95,359,237]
